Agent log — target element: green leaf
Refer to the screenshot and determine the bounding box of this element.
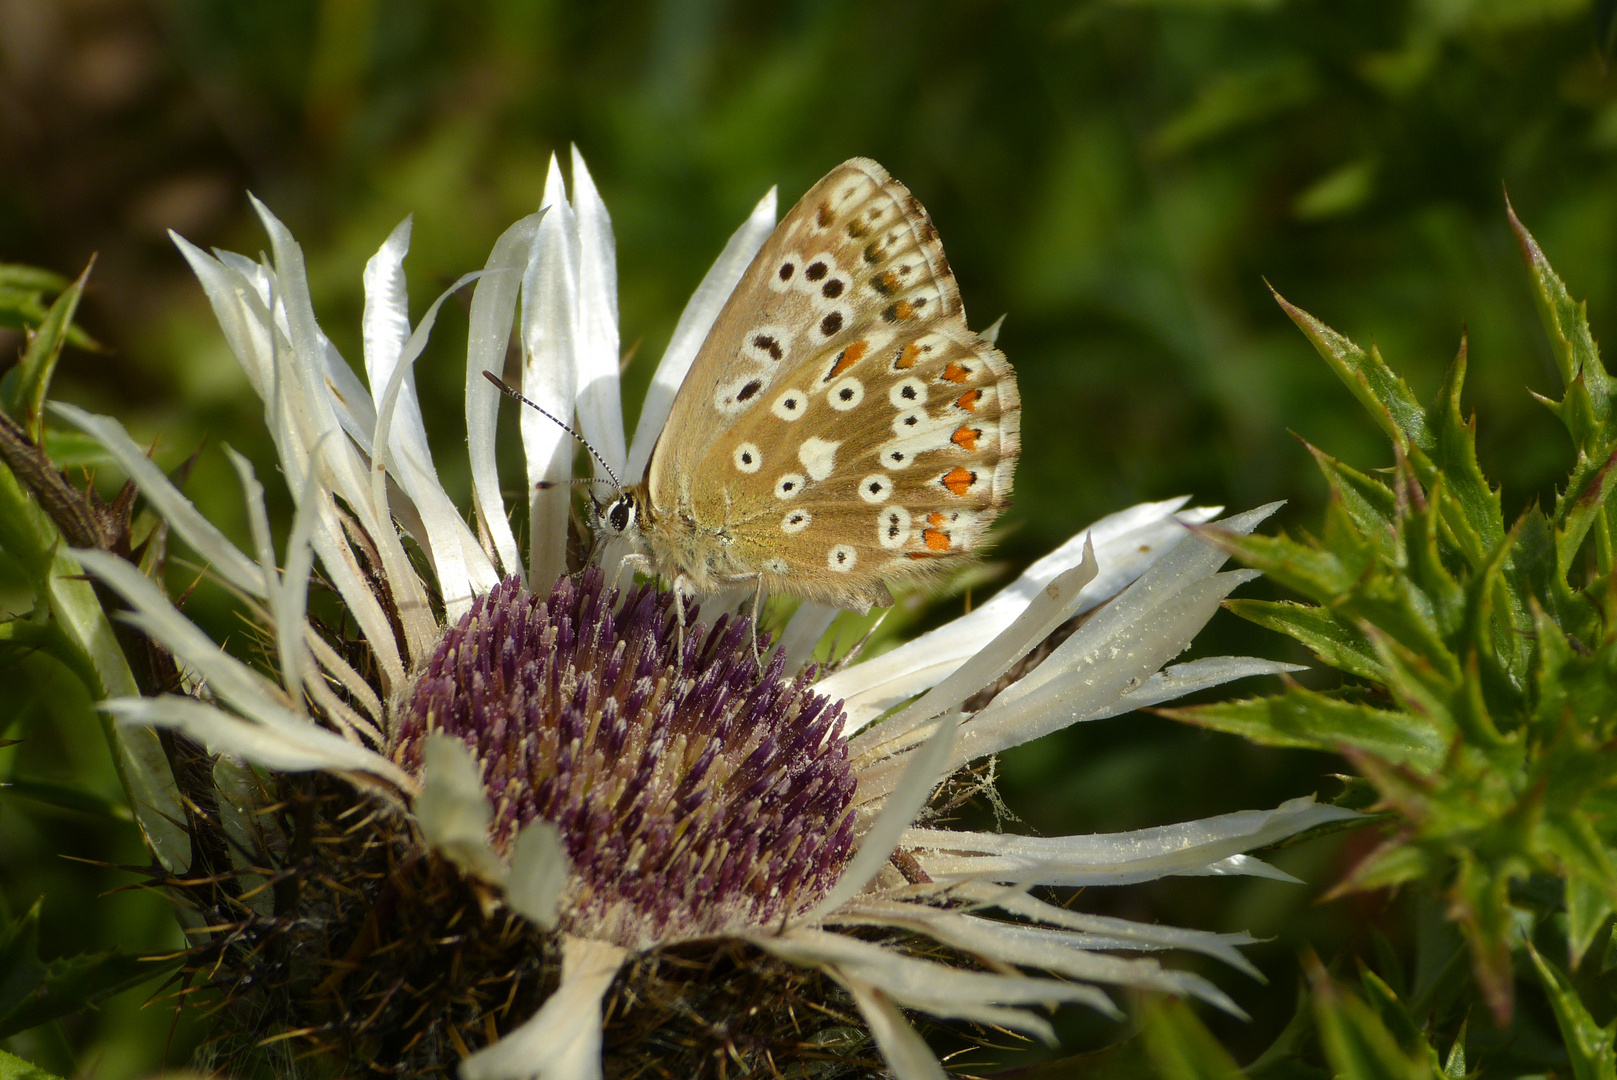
[0,777,133,821]
[0,265,68,293]
[1307,961,1433,1080]
[0,1048,68,1080]
[1271,290,1434,458]
[1565,875,1616,969]
[1139,997,1244,1080]
[1165,689,1448,771]
[994,1035,1158,1079]
[1508,201,1611,432]
[1357,966,1445,1074]
[1441,1015,1467,1079]
[1333,840,1436,896]
[1,262,89,443]
[1225,599,1384,682]
[1525,941,1617,1080]
[1247,986,1328,1080]
[1302,440,1397,547]
[0,900,172,1040]
[1427,339,1505,554]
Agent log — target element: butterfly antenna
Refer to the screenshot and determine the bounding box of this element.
[482,371,623,490]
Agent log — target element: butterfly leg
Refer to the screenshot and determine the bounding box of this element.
[669,573,695,657]
[746,574,765,666]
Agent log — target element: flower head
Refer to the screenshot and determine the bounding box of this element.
[62,151,1355,1078]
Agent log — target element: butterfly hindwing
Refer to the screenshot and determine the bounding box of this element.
[640,161,1015,610]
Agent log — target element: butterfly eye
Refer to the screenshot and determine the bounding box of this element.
[608,500,634,532]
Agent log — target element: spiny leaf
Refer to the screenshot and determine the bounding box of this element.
[1303,438,1397,544]
[1526,941,1617,1080]
[1331,839,1435,896]
[1565,876,1617,970]
[1162,689,1447,770]
[1,261,90,444]
[0,1048,68,1080]
[1305,957,1434,1080]
[0,899,173,1040]
[1225,599,1384,682]
[1272,289,1434,457]
[1508,198,1612,430]
[1356,965,1443,1072]
[1139,997,1244,1080]
[1246,987,1326,1080]
[1427,338,1504,554]
[0,776,133,822]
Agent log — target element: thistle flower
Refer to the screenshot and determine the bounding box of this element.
[60,150,1355,1078]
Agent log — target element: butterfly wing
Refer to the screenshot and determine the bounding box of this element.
[649,158,1019,610]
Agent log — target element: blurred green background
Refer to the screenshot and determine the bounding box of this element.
[1,0,1613,1073]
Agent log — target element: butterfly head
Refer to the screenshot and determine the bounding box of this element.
[595,488,643,543]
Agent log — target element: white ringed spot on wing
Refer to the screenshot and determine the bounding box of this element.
[878,507,911,549]
[858,474,892,503]
[762,557,789,574]
[891,407,927,435]
[768,252,804,294]
[890,377,928,408]
[733,442,762,473]
[881,445,911,470]
[828,544,857,572]
[797,437,840,482]
[774,473,806,500]
[827,377,864,412]
[781,510,812,535]
[771,389,807,421]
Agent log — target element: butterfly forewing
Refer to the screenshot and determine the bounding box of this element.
[645,158,1020,610]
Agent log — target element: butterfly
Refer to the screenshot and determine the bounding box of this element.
[602,158,1020,614]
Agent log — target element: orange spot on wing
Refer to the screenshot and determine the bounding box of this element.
[927,512,946,527]
[884,300,917,321]
[941,362,971,383]
[942,466,975,496]
[923,528,951,551]
[907,551,936,560]
[895,343,922,369]
[955,389,982,412]
[829,340,867,378]
[951,426,981,452]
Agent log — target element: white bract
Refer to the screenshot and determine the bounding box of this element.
[62,149,1353,1080]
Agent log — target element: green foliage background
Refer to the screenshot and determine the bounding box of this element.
[3,0,1616,1074]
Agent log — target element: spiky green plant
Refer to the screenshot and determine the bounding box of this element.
[1167,205,1617,1040]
